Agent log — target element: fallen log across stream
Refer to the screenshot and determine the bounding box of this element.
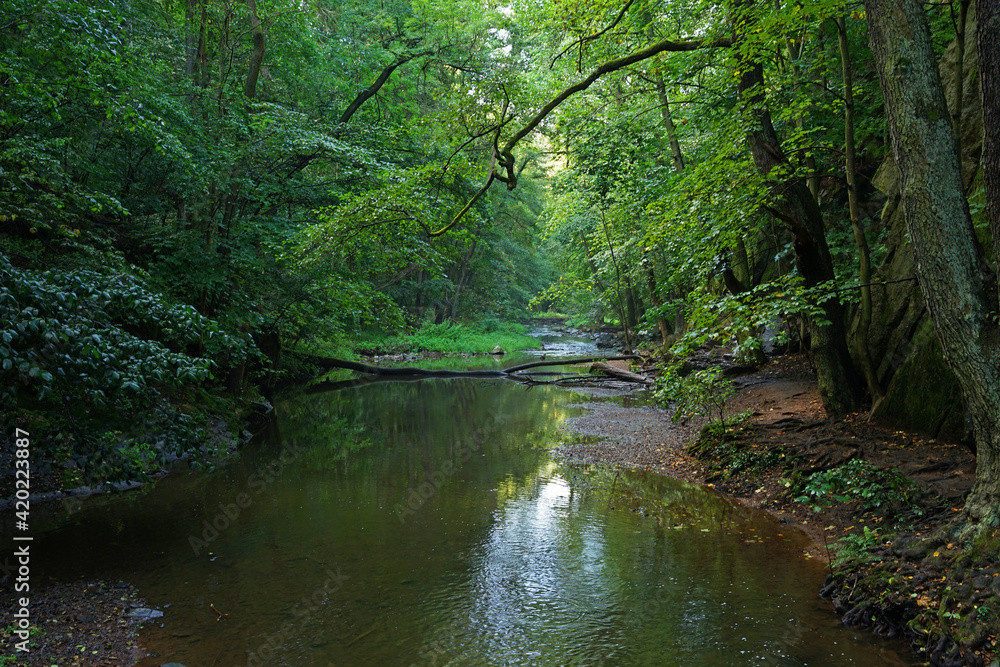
[589,362,653,384]
[296,353,648,383]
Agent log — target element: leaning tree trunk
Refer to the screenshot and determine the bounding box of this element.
[734,9,861,415]
[866,0,1000,526]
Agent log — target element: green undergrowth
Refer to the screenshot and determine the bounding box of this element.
[294,337,362,361]
[354,319,538,355]
[830,526,885,567]
[687,412,785,481]
[793,459,922,517]
[0,250,257,491]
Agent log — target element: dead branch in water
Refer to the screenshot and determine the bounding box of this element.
[294,353,650,386]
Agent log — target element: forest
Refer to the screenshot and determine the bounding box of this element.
[1,0,999,563]
[4,0,1000,663]
[0,0,1000,512]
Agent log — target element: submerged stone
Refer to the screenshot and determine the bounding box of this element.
[127,607,164,620]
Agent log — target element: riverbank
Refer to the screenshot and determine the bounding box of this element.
[0,580,148,666]
[557,353,998,667]
[7,347,995,666]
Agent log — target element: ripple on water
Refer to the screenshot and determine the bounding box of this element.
[26,375,914,666]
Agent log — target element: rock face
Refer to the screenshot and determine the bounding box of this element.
[854,8,983,442]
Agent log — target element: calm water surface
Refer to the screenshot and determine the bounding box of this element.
[29,372,912,666]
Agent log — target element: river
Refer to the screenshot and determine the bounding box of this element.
[25,336,913,666]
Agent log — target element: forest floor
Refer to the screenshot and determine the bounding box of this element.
[558,353,999,667]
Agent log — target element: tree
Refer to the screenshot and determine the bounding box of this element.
[733,1,861,414]
[439,0,872,414]
[865,0,1000,526]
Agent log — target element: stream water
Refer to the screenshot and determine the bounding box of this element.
[24,339,914,666]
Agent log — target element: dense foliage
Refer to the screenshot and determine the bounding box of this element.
[2,0,995,509]
[0,0,551,483]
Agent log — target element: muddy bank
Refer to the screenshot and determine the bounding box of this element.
[556,354,997,666]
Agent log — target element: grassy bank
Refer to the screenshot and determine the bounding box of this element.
[354,320,538,355]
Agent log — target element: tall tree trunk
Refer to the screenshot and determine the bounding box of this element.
[866,0,1000,525]
[653,76,686,172]
[951,0,971,154]
[244,0,266,99]
[836,16,882,403]
[734,7,861,415]
[185,0,198,78]
[598,212,633,352]
[645,260,671,346]
[980,0,1000,265]
[649,79,685,341]
[625,280,639,332]
[450,239,477,319]
[195,0,208,88]
[580,232,608,294]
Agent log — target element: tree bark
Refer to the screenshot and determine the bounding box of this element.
[653,76,686,172]
[244,0,266,99]
[590,362,651,384]
[836,16,882,403]
[734,8,861,415]
[867,0,1000,525]
[980,0,1000,267]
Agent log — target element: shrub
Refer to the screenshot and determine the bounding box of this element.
[0,253,253,485]
[794,459,920,513]
[654,365,736,428]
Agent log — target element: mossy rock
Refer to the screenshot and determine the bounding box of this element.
[873,318,966,441]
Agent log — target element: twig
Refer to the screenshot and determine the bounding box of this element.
[821,529,835,577]
[210,603,229,621]
[607,468,621,509]
[346,625,377,646]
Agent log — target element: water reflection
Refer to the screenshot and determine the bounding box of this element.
[23,379,912,666]
[406,463,912,666]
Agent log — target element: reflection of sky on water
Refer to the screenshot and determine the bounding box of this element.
[468,471,624,663]
[430,462,913,666]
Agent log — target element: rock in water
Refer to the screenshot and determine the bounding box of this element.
[127,607,164,621]
[490,345,506,355]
